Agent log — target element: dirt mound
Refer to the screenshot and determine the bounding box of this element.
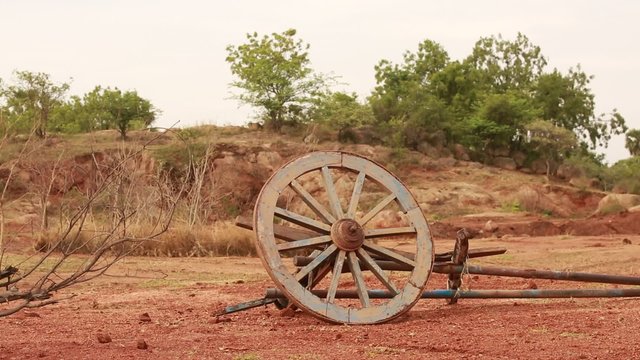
[432,211,640,240]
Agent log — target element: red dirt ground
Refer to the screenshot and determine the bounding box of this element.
[3,214,640,360]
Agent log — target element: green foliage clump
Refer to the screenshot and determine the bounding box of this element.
[0,71,157,139]
[52,86,157,139]
[222,29,628,169]
[607,157,640,194]
[226,29,328,132]
[0,71,70,137]
[626,129,640,156]
[562,152,640,194]
[525,119,577,178]
[309,92,375,143]
[367,32,627,160]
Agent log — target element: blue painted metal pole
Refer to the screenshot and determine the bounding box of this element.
[265,288,640,299]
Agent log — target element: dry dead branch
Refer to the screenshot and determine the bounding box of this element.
[0,127,184,316]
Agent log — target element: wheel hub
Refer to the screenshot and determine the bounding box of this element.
[331,219,365,251]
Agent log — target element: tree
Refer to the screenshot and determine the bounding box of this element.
[49,96,91,133]
[525,119,578,179]
[430,60,484,121]
[626,129,640,156]
[467,91,538,152]
[370,39,450,124]
[226,29,327,131]
[77,86,157,139]
[310,92,374,141]
[367,33,627,156]
[0,71,70,137]
[533,67,626,149]
[607,156,640,194]
[466,33,547,93]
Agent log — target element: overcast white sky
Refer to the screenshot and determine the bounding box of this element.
[1,0,638,163]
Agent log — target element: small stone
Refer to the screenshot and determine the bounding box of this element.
[139,313,152,323]
[234,279,245,284]
[527,281,538,290]
[137,339,148,350]
[212,316,232,324]
[623,238,632,245]
[96,333,112,344]
[335,333,342,340]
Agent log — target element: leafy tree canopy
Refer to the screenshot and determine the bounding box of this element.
[226,29,328,131]
[83,86,157,139]
[525,119,578,178]
[310,92,374,132]
[51,86,157,139]
[0,71,70,137]
[626,129,640,157]
[369,33,626,154]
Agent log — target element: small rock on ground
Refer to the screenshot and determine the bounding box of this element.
[96,333,112,344]
[137,339,148,350]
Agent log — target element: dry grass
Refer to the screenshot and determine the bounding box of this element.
[136,222,256,257]
[33,221,257,257]
[514,187,540,212]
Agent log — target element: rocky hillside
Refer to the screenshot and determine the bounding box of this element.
[1,126,639,250]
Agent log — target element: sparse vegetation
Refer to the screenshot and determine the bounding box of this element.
[0,129,182,316]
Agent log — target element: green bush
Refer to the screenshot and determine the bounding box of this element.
[607,157,640,194]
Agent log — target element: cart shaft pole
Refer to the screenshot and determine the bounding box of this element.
[438,264,640,286]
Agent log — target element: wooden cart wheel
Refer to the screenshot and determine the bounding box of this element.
[253,151,434,324]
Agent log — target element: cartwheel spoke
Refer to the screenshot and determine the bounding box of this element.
[347,252,370,307]
[277,235,332,251]
[362,242,416,268]
[275,207,332,233]
[364,227,416,239]
[289,180,336,224]
[326,250,346,303]
[357,248,398,295]
[295,244,338,282]
[359,193,396,226]
[347,171,366,219]
[321,166,344,219]
[307,262,333,290]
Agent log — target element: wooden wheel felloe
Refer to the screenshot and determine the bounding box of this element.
[253,151,434,324]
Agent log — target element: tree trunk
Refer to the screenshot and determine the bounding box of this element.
[545,159,550,182]
[266,110,283,132]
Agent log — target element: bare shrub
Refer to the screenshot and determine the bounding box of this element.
[515,187,540,212]
[0,129,183,317]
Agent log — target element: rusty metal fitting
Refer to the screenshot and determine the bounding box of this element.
[331,219,365,251]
